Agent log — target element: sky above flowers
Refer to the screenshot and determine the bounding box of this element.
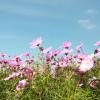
[0,0,100,55]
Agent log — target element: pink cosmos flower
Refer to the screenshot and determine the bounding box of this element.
[0,53,7,57]
[16,79,28,91]
[52,50,61,56]
[43,46,52,54]
[94,41,100,46]
[21,67,35,81]
[61,49,73,55]
[46,51,53,59]
[9,60,18,67]
[39,47,44,51]
[74,54,86,64]
[4,72,20,81]
[9,60,23,68]
[88,77,100,89]
[61,41,72,48]
[46,50,61,60]
[22,52,30,57]
[26,59,34,64]
[0,60,8,64]
[12,56,22,63]
[68,56,73,61]
[30,37,42,49]
[59,61,68,68]
[76,43,83,52]
[75,54,86,60]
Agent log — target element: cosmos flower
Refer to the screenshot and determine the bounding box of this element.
[75,54,86,60]
[88,77,100,89]
[61,49,73,55]
[61,41,72,48]
[12,56,22,63]
[0,53,7,57]
[9,60,24,68]
[30,37,42,49]
[16,79,28,91]
[94,41,100,46]
[9,60,18,67]
[52,50,61,56]
[74,54,86,65]
[21,67,35,81]
[43,46,52,54]
[0,60,8,64]
[46,51,53,59]
[76,43,83,52]
[25,59,34,64]
[59,61,68,68]
[22,52,30,57]
[78,56,94,72]
[4,72,20,81]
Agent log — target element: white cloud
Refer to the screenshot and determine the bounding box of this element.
[78,19,96,30]
[0,4,46,17]
[85,9,99,15]
[0,2,66,20]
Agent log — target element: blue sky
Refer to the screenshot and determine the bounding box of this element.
[0,0,100,55]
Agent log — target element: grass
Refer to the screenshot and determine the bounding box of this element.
[0,61,100,100]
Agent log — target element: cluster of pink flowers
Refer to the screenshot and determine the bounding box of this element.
[0,37,100,90]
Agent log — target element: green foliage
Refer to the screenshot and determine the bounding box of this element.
[0,63,100,100]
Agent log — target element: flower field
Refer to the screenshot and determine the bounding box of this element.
[0,37,100,100]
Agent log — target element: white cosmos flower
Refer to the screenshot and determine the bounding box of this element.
[79,56,94,72]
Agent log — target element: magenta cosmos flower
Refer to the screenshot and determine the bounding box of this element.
[94,41,100,46]
[61,41,72,48]
[30,37,42,49]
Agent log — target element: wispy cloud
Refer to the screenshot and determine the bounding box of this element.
[85,9,99,15]
[0,1,66,20]
[0,4,47,17]
[78,19,96,30]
